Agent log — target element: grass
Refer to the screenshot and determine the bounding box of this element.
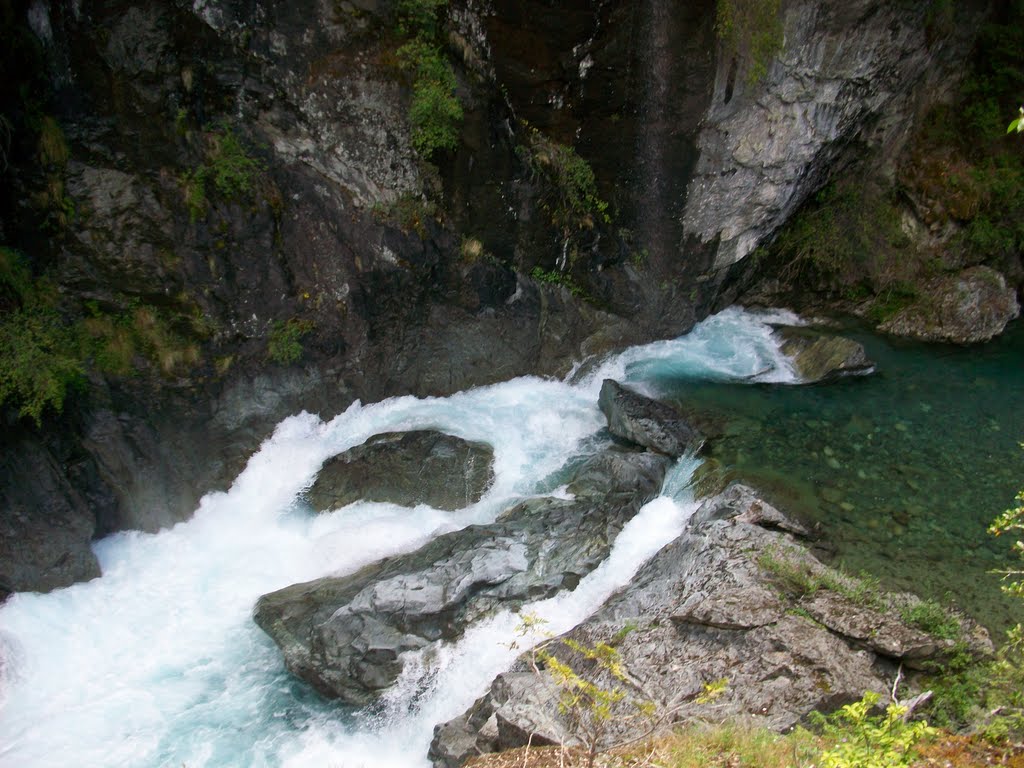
[900,600,960,641]
[757,545,885,610]
[182,124,265,221]
[267,318,312,365]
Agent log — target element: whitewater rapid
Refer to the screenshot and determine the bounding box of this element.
[0,307,800,768]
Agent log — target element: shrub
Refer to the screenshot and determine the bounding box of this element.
[810,691,935,768]
[267,318,312,365]
[397,39,463,156]
[520,128,610,235]
[0,303,85,424]
[182,124,264,220]
[900,600,960,640]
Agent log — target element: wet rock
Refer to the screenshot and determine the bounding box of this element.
[306,430,495,512]
[775,327,874,383]
[254,447,669,705]
[0,433,101,599]
[430,484,987,765]
[878,266,1020,344]
[598,380,701,457]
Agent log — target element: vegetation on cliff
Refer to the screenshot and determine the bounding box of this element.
[754,0,1024,334]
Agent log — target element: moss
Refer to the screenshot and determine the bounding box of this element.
[715,0,784,86]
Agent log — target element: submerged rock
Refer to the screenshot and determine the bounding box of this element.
[254,447,669,705]
[598,379,701,457]
[775,327,874,383]
[878,266,1020,344]
[430,484,989,766]
[305,430,495,512]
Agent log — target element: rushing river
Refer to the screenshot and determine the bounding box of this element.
[0,308,1020,767]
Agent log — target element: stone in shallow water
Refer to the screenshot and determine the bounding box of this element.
[305,430,495,512]
[598,379,701,457]
[774,326,874,383]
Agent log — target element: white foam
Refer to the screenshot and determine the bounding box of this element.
[0,307,797,767]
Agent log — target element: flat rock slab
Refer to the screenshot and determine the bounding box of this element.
[305,430,495,512]
[774,326,874,383]
[598,379,701,457]
[256,447,669,706]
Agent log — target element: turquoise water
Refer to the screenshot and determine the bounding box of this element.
[646,320,1024,635]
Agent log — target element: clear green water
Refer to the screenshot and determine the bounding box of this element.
[652,321,1024,635]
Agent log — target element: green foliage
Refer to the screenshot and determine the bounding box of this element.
[397,0,447,37]
[991,476,1024,602]
[922,643,987,730]
[80,303,199,377]
[758,546,884,609]
[1009,106,1024,135]
[394,0,462,158]
[182,124,264,221]
[0,297,85,425]
[520,127,611,235]
[530,266,587,299]
[772,180,912,295]
[517,615,657,768]
[397,39,463,156]
[267,318,312,365]
[900,600,960,640]
[715,0,784,86]
[809,692,935,768]
[0,247,33,308]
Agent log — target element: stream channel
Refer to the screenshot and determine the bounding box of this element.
[0,307,1020,767]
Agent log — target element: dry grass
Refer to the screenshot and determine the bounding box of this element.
[464,726,1024,768]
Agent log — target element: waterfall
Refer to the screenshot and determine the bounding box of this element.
[0,307,799,768]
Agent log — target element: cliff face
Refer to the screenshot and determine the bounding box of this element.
[0,0,987,594]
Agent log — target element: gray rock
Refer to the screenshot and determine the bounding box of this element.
[306,430,495,512]
[683,1,983,270]
[879,266,1020,344]
[430,484,989,765]
[774,326,874,383]
[254,447,669,705]
[598,380,701,457]
[0,434,100,598]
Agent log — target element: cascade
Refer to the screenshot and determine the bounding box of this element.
[0,308,800,767]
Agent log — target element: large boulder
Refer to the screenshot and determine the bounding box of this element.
[774,326,874,383]
[598,380,701,457]
[878,266,1020,344]
[305,430,495,512]
[254,447,670,705]
[430,484,990,766]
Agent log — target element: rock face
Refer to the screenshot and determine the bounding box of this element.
[0,0,995,595]
[879,266,1021,344]
[683,1,983,270]
[774,326,874,383]
[306,430,495,512]
[254,447,669,705]
[598,380,701,456]
[0,431,102,598]
[430,484,989,766]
